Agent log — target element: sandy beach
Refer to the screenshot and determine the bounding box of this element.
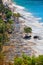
[3,0,43,56]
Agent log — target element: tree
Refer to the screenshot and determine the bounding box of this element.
[0,19,3,23]
[0,11,12,52]
[24,27,32,34]
[14,55,43,65]
[6,11,12,19]
[0,4,5,12]
[13,13,21,23]
[0,1,13,64]
[36,55,43,65]
[8,19,13,24]
[5,8,12,19]
[0,43,2,51]
[0,21,6,33]
[22,54,31,65]
[13,13,20,18]
[31,55,36,65]
[14,57,23,65]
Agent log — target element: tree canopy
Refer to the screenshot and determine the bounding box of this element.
[24,27,32,33]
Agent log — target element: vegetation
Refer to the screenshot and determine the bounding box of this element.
[13,13,21,22]
[0,1,13,65]
[6,10,12,19]
[14,54,43,65]
[24,27,32,34]
[0,0,13,51]
[0,1,43,65]
[0,19,13,52]
[0,53,43,65]
[13,13,21,18]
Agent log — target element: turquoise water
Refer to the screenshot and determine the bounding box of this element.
[12,0,43,22]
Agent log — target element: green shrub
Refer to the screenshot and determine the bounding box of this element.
[24,27,32,33]
[14,57,23,65]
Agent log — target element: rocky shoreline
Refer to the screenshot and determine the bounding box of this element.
[3,0,43,61]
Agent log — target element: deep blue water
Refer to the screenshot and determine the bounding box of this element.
[12,0,43,22]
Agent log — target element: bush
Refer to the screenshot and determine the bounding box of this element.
[14,57,23,65]
[14,55,43,65]
[6,11,12,18]
[24,27,32,33]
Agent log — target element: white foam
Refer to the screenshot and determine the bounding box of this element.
[12,3,25,9]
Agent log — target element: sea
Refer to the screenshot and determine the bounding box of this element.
[12,0,43,22]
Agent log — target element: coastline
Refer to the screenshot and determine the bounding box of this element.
[3,0,43,56]
[3,0,43,32]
